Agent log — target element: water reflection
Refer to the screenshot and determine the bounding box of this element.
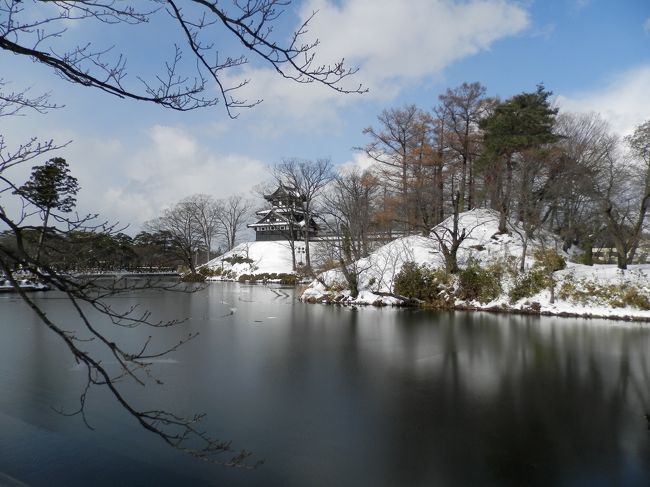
[372,312,650,486]
[1,285,650,486]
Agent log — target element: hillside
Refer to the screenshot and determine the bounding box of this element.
[203,240,297,279]
[301,209,650,322]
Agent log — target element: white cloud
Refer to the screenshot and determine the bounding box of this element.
[337,153,376,174]
[231,0,529,128]
[301,0,528,88]
[95,125,267,228]
[643,17,650,33]
[556,64,650,136]
[12,125,268,231]
[223,67,348,135]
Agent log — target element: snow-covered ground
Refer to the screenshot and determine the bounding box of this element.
[203,241,297,278]
[301,209,650,322]
[304,209,555,294]
[543,264,650,320]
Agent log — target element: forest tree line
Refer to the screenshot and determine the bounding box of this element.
[0,191,255,273]
[319,82,649,275]
[160,81,649,283]
[9,82,648,277]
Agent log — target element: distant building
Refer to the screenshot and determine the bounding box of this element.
[248,185,318,242]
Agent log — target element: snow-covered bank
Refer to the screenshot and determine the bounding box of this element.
[301,209,650,322]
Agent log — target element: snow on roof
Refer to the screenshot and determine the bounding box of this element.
[248,221,291,228]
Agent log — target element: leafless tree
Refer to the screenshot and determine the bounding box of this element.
[430,191,471,273]
[215,194,254,251]
[437,82,493,211]
[319,168,381,296]
[271,158,333,271]
[550,112,615,262]
[184,194,221,263]
[592,120,650,269]
[0,81,63,175]
[623,119,650,263]
[549,113,650,269]
[369,239,416,294]
[145,196,210,274]
[1,0,365,117]
[429,112,449,224]
[360,105,429,232]
[509,145,571,270]
[405,112,441,233]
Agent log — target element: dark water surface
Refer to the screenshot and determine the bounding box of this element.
[1,282,650,486]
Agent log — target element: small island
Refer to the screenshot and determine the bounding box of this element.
[202,208,650,322]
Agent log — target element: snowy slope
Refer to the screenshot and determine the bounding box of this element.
[302,209,650,321]
[307,209,558,293]
[204,241,295,277]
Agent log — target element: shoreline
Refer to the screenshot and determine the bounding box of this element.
[301,292,650,323]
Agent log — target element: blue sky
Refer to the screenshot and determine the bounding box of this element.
[2,0,649,232]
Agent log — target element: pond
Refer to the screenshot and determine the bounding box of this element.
[1,281,650,486]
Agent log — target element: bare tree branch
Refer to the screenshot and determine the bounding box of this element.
[0,0,366,116]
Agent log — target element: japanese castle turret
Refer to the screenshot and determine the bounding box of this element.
[248,185,318,241]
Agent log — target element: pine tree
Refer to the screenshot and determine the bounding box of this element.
[479,85,559,233]
[16,157,79,260]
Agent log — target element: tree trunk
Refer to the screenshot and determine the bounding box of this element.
[188,254,197,274]
[602,203,631,270]
[339,258,358,298]
[460,154,467,212]
[401,149,410,234]
[439,191,465,274]
[284,221,297,271]
[519,233,528,272]
[304,212,311,270]
[35,207,51,262]
[468,157,474,210]
[499,157,513,234]
[436,125,445,224]
[549,277,555,304]
[626,193,650,264]
[614,239,628,270]
[436,162,444,223]
[446,249,460,274]
[583,241,593,266]
[498,205,508,235]
[460,121,470,211]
